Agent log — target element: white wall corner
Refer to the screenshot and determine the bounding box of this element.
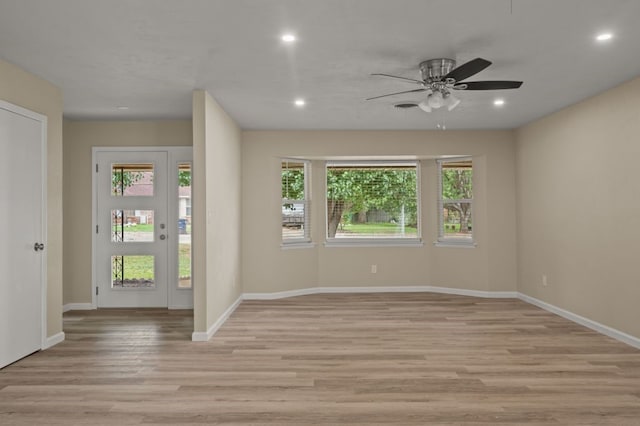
[43,332,65,349]
[191,295,243,342]
[518,292,640,350]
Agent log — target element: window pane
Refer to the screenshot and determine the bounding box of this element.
[282,201,306,239]
[442,161,472,200]
[326,164,418,239]
[111,255,155,288]
[282,160,310,241]
[282,161,305,200]
[111,163,154,196]
[178,163,192,289]
[440,159,473,241]
[111,209,154,242]
[442,202,473,238]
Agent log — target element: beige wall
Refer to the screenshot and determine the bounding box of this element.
[0,59,63,338]
[192,91,242,333]
[516,75,640,339]
[242,130,517,295]
[63,120,192,304]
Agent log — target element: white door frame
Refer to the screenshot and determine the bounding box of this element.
[0,99,48,351]
[168,148,194,309]
[91,146,193,309]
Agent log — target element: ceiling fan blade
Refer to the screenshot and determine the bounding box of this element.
[443,58,492,82]
[453,80,523,90]
[366,88,426,101]
[371,73,424,84]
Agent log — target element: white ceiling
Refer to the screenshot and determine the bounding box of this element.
[1,0,639,130]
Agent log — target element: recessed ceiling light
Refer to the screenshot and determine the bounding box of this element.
[294,99,305,107]
[281,34,296,43]
[494,99,505,107]
[116,106,129,110]
[596,32,613,42]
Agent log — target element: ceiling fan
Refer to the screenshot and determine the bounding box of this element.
[368,58,522,112]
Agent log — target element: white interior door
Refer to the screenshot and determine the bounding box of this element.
[96,151,169,307]
[0,101,45,369]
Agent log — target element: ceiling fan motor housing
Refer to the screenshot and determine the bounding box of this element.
[420,58,456,82]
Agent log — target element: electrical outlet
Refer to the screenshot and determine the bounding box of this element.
[542,274,548,286]
[371,264,377,274]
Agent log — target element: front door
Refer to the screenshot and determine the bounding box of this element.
[0,101,45,368]
[96,151,169,307]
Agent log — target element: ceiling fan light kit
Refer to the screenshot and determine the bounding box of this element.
[418,100,431,113]
[369,57,523,113]
[444,92,461,111]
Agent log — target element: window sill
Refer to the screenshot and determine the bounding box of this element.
[434,240,477,249]
[281,241,316,250]
[324,239,424,248]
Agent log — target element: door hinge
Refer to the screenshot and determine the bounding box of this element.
[96,286,99,296]
[96,225,99,234]
[96,163,98,173]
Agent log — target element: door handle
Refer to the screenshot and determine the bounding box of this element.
[159,234,166,240]
[34,242,45,251]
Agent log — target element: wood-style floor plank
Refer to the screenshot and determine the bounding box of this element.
[1,294,640,425]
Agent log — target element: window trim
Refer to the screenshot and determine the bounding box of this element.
[281,158,311,246]
[324,160,422,246]
[436,157,475,247]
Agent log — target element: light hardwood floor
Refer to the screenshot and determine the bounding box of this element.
[1,293,640,425]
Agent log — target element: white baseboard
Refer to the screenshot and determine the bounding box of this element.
[60,288,640,350]
[64,302,194,311]
[244,285,518,300]
[63,303,94,312]
[191,295,243,342]
[243,287,318,300]
[517,293,640,350]
[43,332,65,349]
[424,286,517,299]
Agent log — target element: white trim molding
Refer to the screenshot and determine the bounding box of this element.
[324,240,424,248]
[63,303,95,313]
[518,293,640,350]
[243,287,319,300]
[191,295,243,342]
[168,304,195,310]
[43,332,65,349]
[244,285,518,300]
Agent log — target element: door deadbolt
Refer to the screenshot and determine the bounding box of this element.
[34,242,44,251]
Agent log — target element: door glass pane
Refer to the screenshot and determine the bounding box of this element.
[178,163,192,289]
[111,255,155,288]
[111,163,154,196]
[111,209,154,242]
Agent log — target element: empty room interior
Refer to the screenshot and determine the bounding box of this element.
[1,0,640,424]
